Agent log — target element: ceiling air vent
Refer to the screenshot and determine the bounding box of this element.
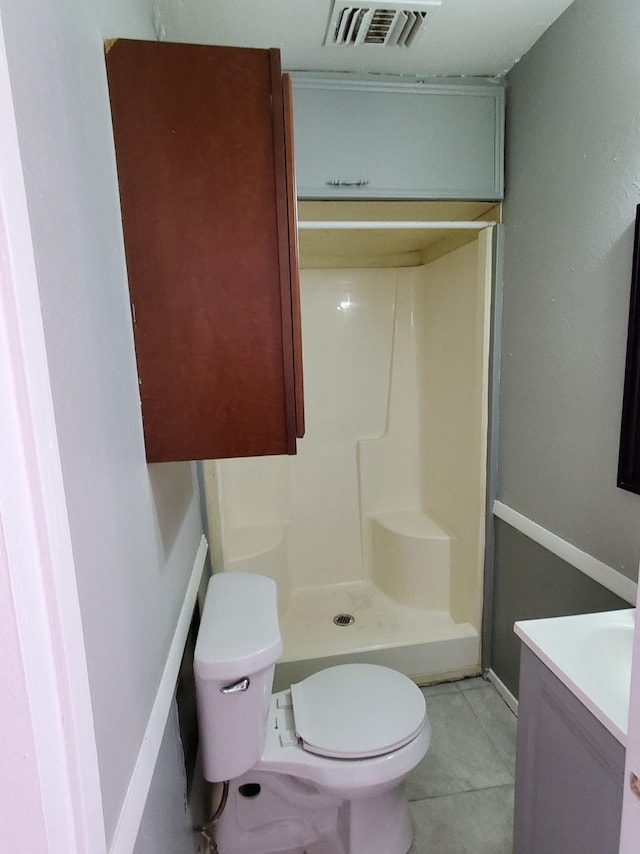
[324,0,441,48]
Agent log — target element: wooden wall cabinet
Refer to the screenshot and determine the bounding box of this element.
[514,647,624,854]
[106,40,304,463]
[291,74,505,201]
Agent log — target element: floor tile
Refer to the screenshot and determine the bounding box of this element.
[405,692,513,800]
[463,685,518,776]
[420,681,461,698]
[457,675,488,692]
[408,785,514,854]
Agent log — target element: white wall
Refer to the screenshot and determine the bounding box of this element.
[0,0,203,848]
[499,0,640,578]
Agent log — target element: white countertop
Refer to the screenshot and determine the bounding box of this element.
[514,609,634,745]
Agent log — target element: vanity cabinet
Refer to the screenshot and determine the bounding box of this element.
[106,41,304,463]
[514,647,624,854]
[290,75,504,201]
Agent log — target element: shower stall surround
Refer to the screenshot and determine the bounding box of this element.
[204,233,492,689]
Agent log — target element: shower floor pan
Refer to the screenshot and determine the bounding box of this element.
[274,579,479,692]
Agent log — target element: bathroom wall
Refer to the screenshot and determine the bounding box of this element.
[417,235,492,627]
[493,0,640,694]
[292,267,397,588]
[492,522,628,697]
[215,267,402,592]
[1,0,203,848]
[133,703,198,854]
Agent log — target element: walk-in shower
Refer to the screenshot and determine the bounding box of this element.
[203,203,496,689]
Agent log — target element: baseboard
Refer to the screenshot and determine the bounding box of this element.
[109,535,208,854]
[486,668,518,716]
[493,501,637,604]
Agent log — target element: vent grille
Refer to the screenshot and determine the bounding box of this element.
[325,1,441,48]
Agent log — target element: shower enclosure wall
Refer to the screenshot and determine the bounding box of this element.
[203,226,493,690]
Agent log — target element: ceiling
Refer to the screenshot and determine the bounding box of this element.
[154,0,575,78]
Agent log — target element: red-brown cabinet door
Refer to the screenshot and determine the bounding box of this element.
[106,40,302,462]
[282,73,305,440]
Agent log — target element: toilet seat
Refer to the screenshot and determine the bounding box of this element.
[290,664,426,759]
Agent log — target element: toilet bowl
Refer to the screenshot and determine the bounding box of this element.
[194,572,431,854]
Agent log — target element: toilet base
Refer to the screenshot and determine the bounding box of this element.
[214,771,413,854]
[348,784,413,854]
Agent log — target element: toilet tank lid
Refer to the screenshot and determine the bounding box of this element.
[194,573,282,681]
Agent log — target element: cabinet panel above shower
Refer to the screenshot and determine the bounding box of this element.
[291,75,505,201]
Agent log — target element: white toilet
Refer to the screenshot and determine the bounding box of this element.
[194,572,431,854]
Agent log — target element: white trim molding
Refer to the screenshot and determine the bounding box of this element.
[486,669,518,716]
[493,501,637,604]
[109,536,208,854]
[298,220,495,230]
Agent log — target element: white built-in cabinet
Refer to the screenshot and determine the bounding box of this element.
[290,74,505,201]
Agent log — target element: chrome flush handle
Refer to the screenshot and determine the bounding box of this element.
[220,677,250,694]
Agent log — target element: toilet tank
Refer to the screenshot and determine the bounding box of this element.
[194,572,282,782]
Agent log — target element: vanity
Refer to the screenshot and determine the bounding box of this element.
[513,610,633,854]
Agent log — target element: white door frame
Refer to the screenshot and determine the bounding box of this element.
[0,14,106,853]
[620,570,640,850]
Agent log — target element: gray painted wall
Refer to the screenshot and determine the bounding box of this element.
[134,701,199,854]
[492,0,640,692]
[499,0,640,578]
[1,0,202,846]
[491,521,627,697]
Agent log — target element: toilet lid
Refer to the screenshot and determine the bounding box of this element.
[290,664,426,759]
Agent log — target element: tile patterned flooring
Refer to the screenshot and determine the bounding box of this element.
[407,677,517,854]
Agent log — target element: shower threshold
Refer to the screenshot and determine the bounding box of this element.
[274,580,479,691]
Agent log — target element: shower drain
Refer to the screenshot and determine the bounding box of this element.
[333,613,355,627]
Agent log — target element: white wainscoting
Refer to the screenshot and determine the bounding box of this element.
[109,536,208,854]
[486,668,519,716]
